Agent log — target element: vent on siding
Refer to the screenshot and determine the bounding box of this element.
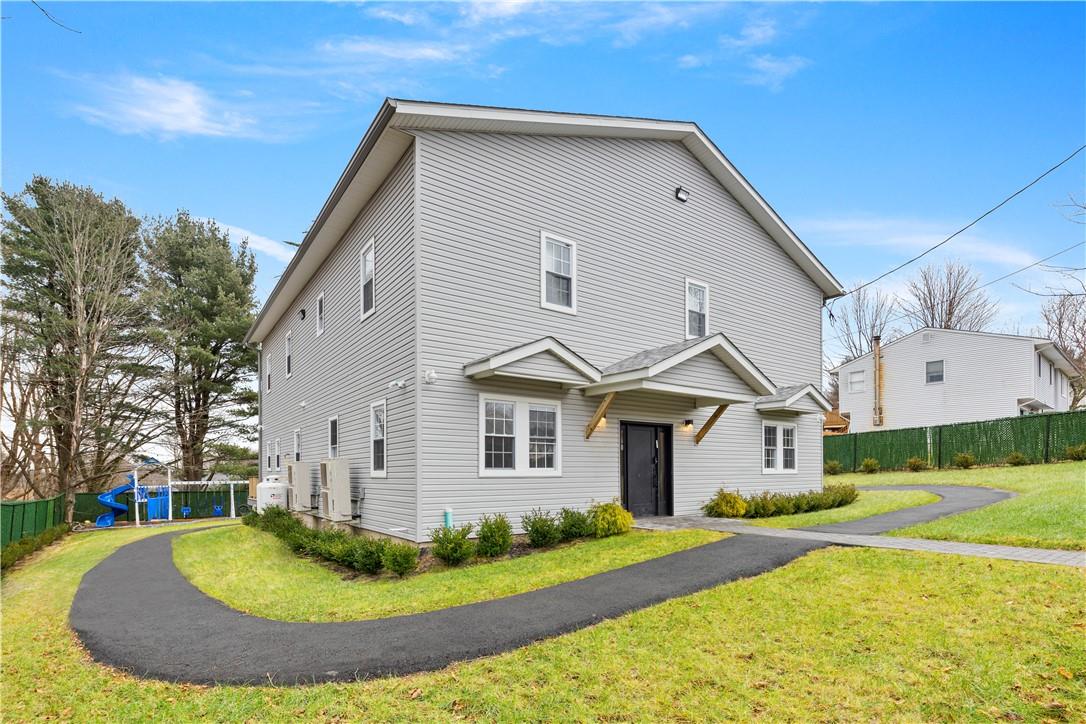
[921,332,932,344]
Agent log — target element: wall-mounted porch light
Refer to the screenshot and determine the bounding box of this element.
[682,419,695,430]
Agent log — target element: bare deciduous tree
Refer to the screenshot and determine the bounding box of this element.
[1041,273,1086,409]
[899,259,998,332]
[830,285,899,362]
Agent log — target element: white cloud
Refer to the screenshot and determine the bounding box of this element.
[743,53,810,91]
[320,37,467,62]
[75,74,258,139]
[459,0,537,25]
[720,18,777,50]
[677,53,708,69]
[366,6,429,26]
[610,4,698,47]
[215,221,296,263]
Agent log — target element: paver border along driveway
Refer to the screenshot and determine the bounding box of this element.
[70,483,1075,686]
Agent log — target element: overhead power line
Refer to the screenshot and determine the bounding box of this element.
[836,143,1086,301]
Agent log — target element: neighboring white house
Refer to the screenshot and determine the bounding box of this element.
[247,99,842,542]
[832,328,1077,434]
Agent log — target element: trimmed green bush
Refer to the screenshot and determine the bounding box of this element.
[1,523,70,570]
[1005,451,1029,467]
[952,452,976,469]
[381,542,419,576]
[588,501,633,538]
[347,537,388,574]
[1064,443,1086,461]
[823,460,843,475]
[701,489,747,518]
[905,456,929,472]
[241,511,260,527]
[522,508,561,548]
[430,524,476,565]
[703,484,858,520]
[557,508,593,541]
[860,457,880,474]
[477,514,513,557]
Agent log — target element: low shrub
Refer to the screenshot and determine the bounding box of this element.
[557,508,593,541]
[347,537,388,574]
[430,524,476,565]
[241,511,260,527]
[1064,443,1086,461]
[823,460,844,475]
[701,489,747,518]
[905,456,929,472]
[522,508,561,548]
[589,501,633,538]
[859,457,880,474]
[952,452,976,469]
[1005,451,1030,467]
[477,513,513,557]
[702,484,858,520]
[382,542,419,576]
[1,523,70,570]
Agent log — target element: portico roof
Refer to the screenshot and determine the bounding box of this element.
[753,383,833,414]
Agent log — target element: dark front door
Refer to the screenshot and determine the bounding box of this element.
[621,422,672,517]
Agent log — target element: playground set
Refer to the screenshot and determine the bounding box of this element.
[94,468,246,528]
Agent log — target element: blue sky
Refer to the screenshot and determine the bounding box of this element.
[3,1,1084,363]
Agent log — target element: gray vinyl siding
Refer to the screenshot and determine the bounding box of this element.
[651,354,753,396]
[497,352,589,385]
[837,329,1067,432]
[413,130,825,538]
[259,148,419,539]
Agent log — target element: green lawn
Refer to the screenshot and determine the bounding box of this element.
[173,524,724,621]
[749,489,939,529]
[4,519,1084,721]
[836,460,1086,550]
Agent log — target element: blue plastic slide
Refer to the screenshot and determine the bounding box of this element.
[95,478,135,528]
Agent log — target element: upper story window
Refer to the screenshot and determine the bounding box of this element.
[480,394,561,476]
[1038,353,1042,377]
[328,416,339,459]
[540,232,576,314]
[925,360,944,384]
[685,278,709,338]
[267,371,271,391]
[360,237,375,320]
[762,423,797,474]
[371,400,387,478]
[848,369,865,393]
[316,293,326,336]
[285,331,293,378]
[1049,361,1054,385]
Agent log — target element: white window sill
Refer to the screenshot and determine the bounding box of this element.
[479,469,562,478]
[360,308,376,322]
[370,470,387,479]
[540,301,577,316]
[761,468,798,475]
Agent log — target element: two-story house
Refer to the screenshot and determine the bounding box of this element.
[247,99,843,543]
[832,327,1077,434]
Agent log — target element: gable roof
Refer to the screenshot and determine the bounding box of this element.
[245,99,845,344]
[463,336,601,385]
[753,383,832,413]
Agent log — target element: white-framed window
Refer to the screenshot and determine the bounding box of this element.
[274,438,281,471]
[370,400,387,478]
[316,293,325,336]
[1038,353,1042,377]
[1049,361,1054,385]
[539,231,576,314]
[360,238,375,320]
[925,360,944,384]
[285,331,293,378]
[848,369,865,393]
[685,278,709,339]
[267,371,272,391]
[762,422,797,474]
[293,429,301,462]
[266,441,273,472]
[479,394,561,476]
[327,416,339,459]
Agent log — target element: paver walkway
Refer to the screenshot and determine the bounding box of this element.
[69,483,1080,686]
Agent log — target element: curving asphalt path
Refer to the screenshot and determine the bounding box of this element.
[69,483,1012,686]
[802,484,1014,535]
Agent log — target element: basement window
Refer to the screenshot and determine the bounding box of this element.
[925,360,944,384]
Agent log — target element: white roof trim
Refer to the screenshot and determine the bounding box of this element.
[246,99,844,343]
[583,379,755,408]
[463,337,601,385]
[754,384,833,413]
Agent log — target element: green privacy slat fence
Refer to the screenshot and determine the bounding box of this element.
[1,494,65,548]
[824,410,1086,471]
[72,488,249,524]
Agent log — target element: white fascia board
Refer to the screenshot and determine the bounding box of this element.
[1035,342,1079,376]
[643,334,775,395]
[755,385,832,413]
[581,378,755,406]
[463,337,601,383]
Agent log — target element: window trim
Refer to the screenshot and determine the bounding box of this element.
[327,416,339,459]
[848,369,866,394]
[293,429,301,462]
[539,231,577,315]
[266,441,273,472]
[360,237,375,321]
[684,277,710,339]
[925,359,945,385]
[478,393,562,477]
[274,438,281,471]
[370,399,387,478]
[316,293,325,336]
[285,331,293,379]
[761,421,798,475]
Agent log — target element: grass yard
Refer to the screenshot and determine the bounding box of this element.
[4,520,1085,721]
[749,489,939,529]
[837,460,1086,550]
[173,524,724,621]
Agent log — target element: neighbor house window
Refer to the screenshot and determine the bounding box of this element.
[480,395,561,475]
[540,232,576,313]
[685,279,709,338]
[316,293,325,335]
[848,370,865,393]
[1038,353,1042,377]
[293,429,301,462]
[275,439,281,471]
[360,238,375,320]
[371,400,387,478]
[328,417,339,459]
[285,331,293,378]
[925,360,944,384]
[762,423,797,473]
[1049,361,1054,385]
